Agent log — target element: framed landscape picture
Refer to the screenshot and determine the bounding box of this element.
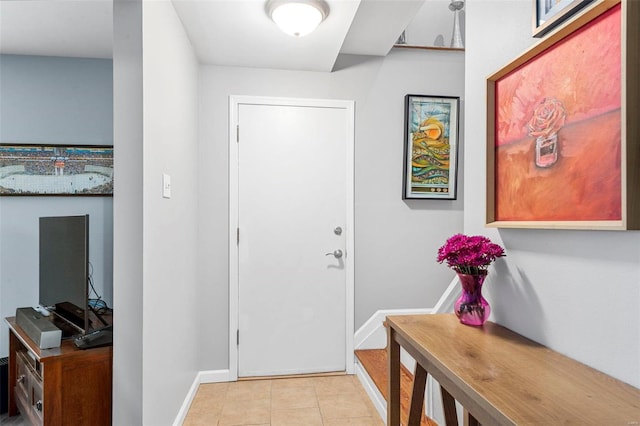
[0,144,114,196]
[403,95,460,200]
[487,0,639,230]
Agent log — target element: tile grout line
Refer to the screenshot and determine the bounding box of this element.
[185,375,381,426]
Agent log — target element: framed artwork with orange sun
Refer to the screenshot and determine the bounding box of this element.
[402,94,460,200]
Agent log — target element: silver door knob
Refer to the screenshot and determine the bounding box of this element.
[325,249,343,259]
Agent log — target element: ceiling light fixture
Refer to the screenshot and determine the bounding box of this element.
[266,0,329,37]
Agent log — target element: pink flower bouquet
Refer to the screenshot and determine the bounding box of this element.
[437,234,505,275]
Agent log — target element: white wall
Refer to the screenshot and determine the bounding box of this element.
[114,0,200,424]
[404,0,465,47]
[198,49,465,369]
[464,1,640,388]
[141,1,201,424]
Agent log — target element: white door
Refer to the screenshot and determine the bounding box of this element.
[230,96,354,378]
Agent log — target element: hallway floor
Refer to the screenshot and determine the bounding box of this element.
[183,375,384,426]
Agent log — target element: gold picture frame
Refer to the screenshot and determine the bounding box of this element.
[487,0,639,230]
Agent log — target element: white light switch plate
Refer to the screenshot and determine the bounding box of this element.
[162,173,171,198]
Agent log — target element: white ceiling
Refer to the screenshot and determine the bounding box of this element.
[0,0,113,60]
[0,0,428,72]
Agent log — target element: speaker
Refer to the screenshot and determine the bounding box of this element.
[16,307,62,349]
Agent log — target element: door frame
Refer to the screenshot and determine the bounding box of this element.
[228,95,355,381]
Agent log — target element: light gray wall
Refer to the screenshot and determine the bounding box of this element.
[113,0,143,423]
[0,54,113,358]
[113,1,201,424]
[464,1,640,387]
[0,55,113,142]
[141,1,200,424]
[198,50,465,369]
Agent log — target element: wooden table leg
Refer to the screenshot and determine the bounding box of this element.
[464,409,481,426]
[441,385,459,426]
[408,364,428,426]
[387,327,401,426]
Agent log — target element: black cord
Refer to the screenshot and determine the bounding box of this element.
[87,262,112,315]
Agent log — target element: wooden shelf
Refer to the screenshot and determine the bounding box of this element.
[393,44,464,52]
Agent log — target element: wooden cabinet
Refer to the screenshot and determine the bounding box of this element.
[5,317,112,426]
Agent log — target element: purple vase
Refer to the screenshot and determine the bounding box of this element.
[454,272,491,326]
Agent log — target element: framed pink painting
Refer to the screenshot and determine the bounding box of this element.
[486,0,639,230]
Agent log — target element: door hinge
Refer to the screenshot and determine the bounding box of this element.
[236,125,239,143]
[237,329,240,345]
[237,227,240,244]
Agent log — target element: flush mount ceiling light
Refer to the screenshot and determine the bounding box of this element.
[266,0,329,37]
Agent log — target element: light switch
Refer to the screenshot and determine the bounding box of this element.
[162,173,171,198]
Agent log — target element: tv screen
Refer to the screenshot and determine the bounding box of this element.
[39,214,89,335]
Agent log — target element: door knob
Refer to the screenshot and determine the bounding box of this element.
[325,249,343,259]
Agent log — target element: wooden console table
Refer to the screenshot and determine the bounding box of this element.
[5,316,112,426]
[386,314,640,425]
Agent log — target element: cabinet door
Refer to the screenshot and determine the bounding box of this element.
[14,352,30,402]
[15,351,44,426]
[31,374,44,424]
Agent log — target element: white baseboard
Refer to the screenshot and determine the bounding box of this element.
[432,277,460,314]
[173,279,461,426]
[355,360,386,422]
[353,277,461,425]
[354,308,433,350]
[172,375,200,426]
[172,369,230,426]
[198,369,231,384]
[354,278,460,351]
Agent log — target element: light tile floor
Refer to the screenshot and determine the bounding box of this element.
[183,375,384,426]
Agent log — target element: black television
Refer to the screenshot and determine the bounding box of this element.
[39,214,91,337]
